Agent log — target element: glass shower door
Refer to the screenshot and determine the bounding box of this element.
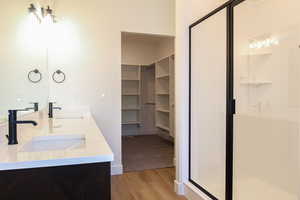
[233,0,300,199]
[190,7,227,200]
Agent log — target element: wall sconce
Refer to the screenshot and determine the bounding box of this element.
[28,3,57,24]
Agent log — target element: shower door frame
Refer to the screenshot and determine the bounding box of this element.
[189,2,234,200]
[189,0,247,200]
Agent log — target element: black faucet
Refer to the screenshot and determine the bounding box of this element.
[7,110,38,145]
[25,102,39,112]
[48,102,62,118]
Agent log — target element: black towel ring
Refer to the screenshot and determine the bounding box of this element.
[52,69,66,83]
[28,69,42,83]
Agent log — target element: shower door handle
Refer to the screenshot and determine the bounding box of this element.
[232,99,236,115]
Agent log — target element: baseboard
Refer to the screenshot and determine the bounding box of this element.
[157,132,174,142]
[174,180,185,195]
[111,164,123,175]
[184,182,211,200]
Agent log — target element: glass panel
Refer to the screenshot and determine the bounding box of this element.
[234,0,300,199]
[190,8,227,199]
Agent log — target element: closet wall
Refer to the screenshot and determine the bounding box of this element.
[121,33,174,65]
[121,34,158,65]
[121,32,174,136]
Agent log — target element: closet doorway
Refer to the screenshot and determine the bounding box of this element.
[121,32,175,172]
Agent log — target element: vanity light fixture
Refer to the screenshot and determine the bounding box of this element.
[28,3,57,24]
[28,3,41,23]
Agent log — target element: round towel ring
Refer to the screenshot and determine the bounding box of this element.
[52,70,66,84]
[28,69,42,83]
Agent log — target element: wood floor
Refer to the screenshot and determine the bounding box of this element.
[111,168,186,200]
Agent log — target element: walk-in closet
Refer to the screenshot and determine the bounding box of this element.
[121,32,175,172]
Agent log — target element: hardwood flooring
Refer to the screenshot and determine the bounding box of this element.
[111,168,186,200]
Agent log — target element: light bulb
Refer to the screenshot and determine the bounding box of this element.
[44,14,53,25]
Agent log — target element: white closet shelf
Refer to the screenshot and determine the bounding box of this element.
[121,64,140,67]
[122,79,140,81]
[121,62,141,130]
[156,93,169,96]
[156,108,169,113]
[155,54,173,137]
[156,124,170,132]
[122,107,140,111]
[157,56,170,63]
[156,74,169,79]
[122,93,140,96]
[122,121,141,125]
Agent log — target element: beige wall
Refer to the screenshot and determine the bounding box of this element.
[47,0,175,174]
[157,37,175,60]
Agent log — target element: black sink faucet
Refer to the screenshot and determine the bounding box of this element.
[7,110,38,145]
[48,102,62,118]
[25,102,39,112]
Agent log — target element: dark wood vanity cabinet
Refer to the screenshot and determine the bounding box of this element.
[0,162,111,200]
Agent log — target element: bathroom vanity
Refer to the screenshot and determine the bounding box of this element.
[0,111,113,200]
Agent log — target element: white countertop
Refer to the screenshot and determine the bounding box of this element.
[0,111,114,171]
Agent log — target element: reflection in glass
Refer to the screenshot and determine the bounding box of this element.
[0,2,49,121]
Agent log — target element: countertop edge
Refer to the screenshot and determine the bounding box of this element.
[0,154,114,171]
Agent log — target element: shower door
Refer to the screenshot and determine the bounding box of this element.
[189,6,229,200]
[233,0,300,199]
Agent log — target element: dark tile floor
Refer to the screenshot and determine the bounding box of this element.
[122,135,174,172]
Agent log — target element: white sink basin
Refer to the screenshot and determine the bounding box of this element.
[21,134,86,152]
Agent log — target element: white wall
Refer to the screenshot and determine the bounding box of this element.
[47,0,175,174]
